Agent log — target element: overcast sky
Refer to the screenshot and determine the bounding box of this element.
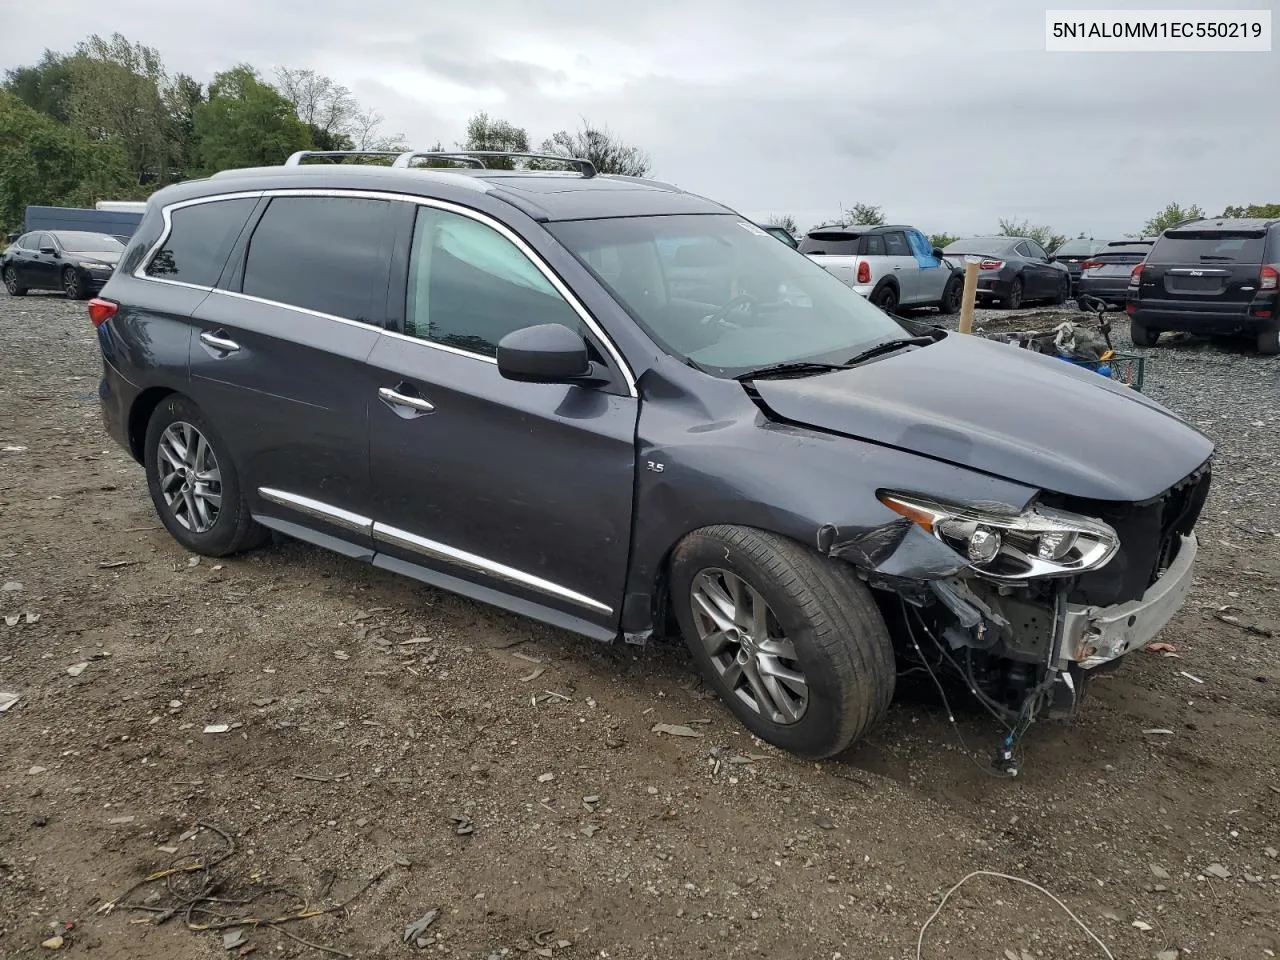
[3,0,1276,238]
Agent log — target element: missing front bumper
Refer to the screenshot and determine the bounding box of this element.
[1059,533,1198,669]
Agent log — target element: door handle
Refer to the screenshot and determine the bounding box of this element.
[199,330,240,354]
[893,266,902,271]
[378,385,435,416]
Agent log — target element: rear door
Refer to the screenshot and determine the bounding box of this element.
[798,231,863,287]
[365,202,638,636]
[1137,228,1266,313]
[880,230,918,302]
[187,192,398,550]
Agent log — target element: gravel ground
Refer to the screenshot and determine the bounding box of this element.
[1,293,1277,960]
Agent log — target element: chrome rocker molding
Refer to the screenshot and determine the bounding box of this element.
[257,487,612,616]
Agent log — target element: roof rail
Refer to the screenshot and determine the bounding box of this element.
[391,150,597,178]
[283,150,405,166]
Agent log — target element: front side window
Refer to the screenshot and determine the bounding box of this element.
[52,232,124,254]
[404,206,582,357]
[146,198,256,286]
[549,214,904,378]
[1026,240,1048,259]
[241,196,397,322]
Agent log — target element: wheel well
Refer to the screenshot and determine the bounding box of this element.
[870,276,899,296]
[127,387,175,463]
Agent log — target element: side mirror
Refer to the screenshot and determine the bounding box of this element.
[931,247,944,260]
[39,245,56,255]
[496,323,603,385]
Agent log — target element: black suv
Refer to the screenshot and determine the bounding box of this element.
[91,150,1213,759]
[1128,217,1280,354]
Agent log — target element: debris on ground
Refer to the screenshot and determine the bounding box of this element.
[1144,642,1178,654]
[0,691,19,713]
[652,723,704,738]
[403,908,440,948]
[2,580,22,592]
[65,662,88,678]
[1204,863,1232,879]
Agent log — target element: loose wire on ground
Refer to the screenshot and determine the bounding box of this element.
[917,870,1115,960]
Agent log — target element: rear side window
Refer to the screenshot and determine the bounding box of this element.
[864,235,885,256]
[145,199,255,286]
[799,233,861,256]
[883,232,910,256]
[403,206,582,357]
[241,196,396,322]
[1148,232,1266,264]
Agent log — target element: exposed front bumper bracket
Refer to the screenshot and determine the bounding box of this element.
[1060,534,1198,669]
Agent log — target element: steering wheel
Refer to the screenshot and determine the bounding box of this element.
[702,294,758,328]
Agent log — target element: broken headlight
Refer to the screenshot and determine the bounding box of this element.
[877,492,1119,581]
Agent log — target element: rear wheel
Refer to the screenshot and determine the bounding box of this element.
[671,525,896,758]
[1130,321,1160,347]
[937,277,963,315]
[1003,277,1024,310]
[1258,328,1280,356]
[62,267,85,300]
[144,395,267,557]
[871,284,898,315]
[3,266,26,296]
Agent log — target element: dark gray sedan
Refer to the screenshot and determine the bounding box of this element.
[1077,240,1154,310]
[942,236,1072,309]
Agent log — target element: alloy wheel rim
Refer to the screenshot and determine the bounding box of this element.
[64,270,79,297]
[690,568,809,724]
[3,268,15,293]
[157,421,223,533]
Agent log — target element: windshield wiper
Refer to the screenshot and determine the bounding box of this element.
[843,336,934,366]
[734,361,852,381]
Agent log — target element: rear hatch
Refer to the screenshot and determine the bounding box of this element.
[1051,239,1103,280]
[800,231,864,285]
[1082,247,1148,283]
[1137,228,1266,311]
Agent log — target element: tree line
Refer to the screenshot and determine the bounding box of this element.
[0,32,651,232]
[768,200,1280,250]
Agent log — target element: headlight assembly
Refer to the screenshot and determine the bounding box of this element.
[877,491,1119,581]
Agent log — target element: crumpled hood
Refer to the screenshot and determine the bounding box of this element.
[750,333,1213,502]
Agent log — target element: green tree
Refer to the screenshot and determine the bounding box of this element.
[67,33,174,187]
[1143,202,1205,236]
[538,121,651,176]
[165,73,204,180]
[3,50,77,124]
[1221,202,1280,218]
[461,112,529,169]
[842,202,885,226]
[996,217,1065,253]
[194,65,311,173]
[0,91,132,231]
[928,232,960,250]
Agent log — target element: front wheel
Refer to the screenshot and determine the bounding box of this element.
[937,277,963,315]
[3,266,27,296]
[144,395,268,556]
[62,267,85,300]
[671,525,896,758]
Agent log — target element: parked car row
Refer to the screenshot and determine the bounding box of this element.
[1,230,125,299]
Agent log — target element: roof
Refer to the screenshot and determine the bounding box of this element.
[1168,217,1279,232]
[805,223,915,236]
[176,163,732,223]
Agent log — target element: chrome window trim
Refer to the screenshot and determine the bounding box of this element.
[135,187,637,396]
[372,522,613,615]
[258,487,372,537]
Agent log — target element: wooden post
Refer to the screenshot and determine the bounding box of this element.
[957,258,980,334]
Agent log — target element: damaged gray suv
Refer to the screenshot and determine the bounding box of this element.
[92,149,1213,759]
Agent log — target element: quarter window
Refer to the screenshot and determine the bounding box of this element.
[145,198,256,287]
[404,206,582,357]
[241,196,396,322]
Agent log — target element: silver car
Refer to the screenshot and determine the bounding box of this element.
[799,224,964,314]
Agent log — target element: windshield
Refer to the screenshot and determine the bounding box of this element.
[549,215,905,377]
[1052,239,1102,257]
[943,239,1008,256]
[53,232,124,253]
[1148,232,1265,264]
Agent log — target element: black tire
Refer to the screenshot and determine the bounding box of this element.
[1130,321,1160,347]
[1052,275,1070,305]
[937,277,963,315]
[144,395,267,557]
[1003,277,1024,310]
[871,284,899,315]
[62,266,85,300]
[3,266,26,296]
[1258,328,1280,355]
[670,525,896,759]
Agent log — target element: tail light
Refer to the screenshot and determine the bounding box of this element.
[978,259,1004,271]
[1125,303,1137,315]
[1080,259,1103,270]
[1128,263,1145,288]
[856,260,871,284]
[1261,265,1278,290]
[88,298,118,328]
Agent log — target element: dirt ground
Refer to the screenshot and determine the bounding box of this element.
[2,294,1278,960]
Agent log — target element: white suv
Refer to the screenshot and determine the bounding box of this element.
[799,224,964,314]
